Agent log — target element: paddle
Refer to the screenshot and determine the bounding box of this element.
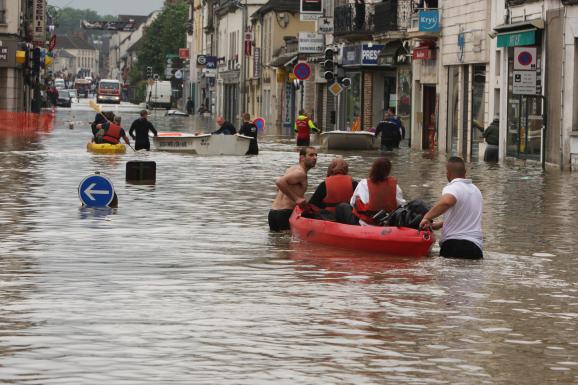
[88,100,135,152]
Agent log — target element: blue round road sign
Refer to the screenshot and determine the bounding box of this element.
[293,63,311,81]
[78,174,115,207]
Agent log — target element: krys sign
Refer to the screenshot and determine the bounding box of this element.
[418,10,440,33]
[361,44,384,66]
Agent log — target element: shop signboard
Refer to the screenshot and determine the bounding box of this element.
[318,17,334,34]
[412,47,434,60]
[0,41,17,68]
[300,0,323,21]
[418,10,440,33]
[298,32,324,53]
[342,45,360,66]
[497,30,536,48]
[512,70,538,95]
[361,44,384,65]
[32,0,46,42]
[253,48,261,78]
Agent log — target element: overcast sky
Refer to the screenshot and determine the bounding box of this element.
[48,0,164,16]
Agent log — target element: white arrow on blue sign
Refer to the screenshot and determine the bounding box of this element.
[78,174,115,207]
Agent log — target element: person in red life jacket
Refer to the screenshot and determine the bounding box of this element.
[308,158,357,219]
[336,157,406,225]
[269,146,318,231]
[294,109,319,146]
[96,116,131,146]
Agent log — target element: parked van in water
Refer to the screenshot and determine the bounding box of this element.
[146,81,172,109]
[97,79,121,104]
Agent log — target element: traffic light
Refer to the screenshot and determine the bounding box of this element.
[341,77,351,88]
[146,66,153,79]
[323,47,335,82]
[32,47,41,73]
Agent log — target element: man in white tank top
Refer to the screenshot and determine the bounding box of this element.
[419,157,483,259]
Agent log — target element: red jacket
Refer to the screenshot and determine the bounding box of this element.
[322,175,354,212]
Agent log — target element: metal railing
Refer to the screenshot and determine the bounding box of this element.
[334,0,414,36]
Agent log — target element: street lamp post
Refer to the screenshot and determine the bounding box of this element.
[235,0,247,127]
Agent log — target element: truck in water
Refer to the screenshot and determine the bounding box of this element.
[96,79,121,104]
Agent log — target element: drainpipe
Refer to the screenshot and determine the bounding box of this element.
[559,6,567,169]
[239,1,248,127]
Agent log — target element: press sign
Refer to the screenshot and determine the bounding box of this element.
[361,44,384,66]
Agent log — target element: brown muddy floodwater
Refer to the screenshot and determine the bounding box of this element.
[0,107,577,384]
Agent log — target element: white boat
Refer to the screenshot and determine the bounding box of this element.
[321,131,378,150]
[165,109,189,116]
[153,132,252,155]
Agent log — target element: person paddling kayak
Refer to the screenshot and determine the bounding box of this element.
[269,146,317,231]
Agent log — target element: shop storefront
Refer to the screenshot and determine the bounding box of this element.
[340,43,409,130]
[446,64,486,159]
[495,24,544,161]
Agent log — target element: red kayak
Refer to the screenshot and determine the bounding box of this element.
[289,206,435,257]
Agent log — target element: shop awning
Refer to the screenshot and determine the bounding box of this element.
[269,52,298,68]
[494,19,544,48]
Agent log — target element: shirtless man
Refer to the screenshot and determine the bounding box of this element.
[268,146,318,231]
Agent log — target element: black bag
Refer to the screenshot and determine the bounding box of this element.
[385,199,430,229]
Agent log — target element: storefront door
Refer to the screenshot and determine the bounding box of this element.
[422,85,436,150]
[506,95,543,159]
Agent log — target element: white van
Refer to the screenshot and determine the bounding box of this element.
[146,81,172,109]
[54,78,66,90]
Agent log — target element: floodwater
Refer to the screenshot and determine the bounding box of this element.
[0,105,577,384]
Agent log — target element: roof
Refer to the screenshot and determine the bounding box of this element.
[251,0,300,20]
[55,49,75,59]
[56,35,97,50]
[118,14,150,27]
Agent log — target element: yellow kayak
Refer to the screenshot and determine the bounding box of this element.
[86,142,126,154]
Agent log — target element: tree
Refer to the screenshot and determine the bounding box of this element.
[133,3,188,83]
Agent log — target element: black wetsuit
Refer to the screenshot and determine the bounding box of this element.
[129,118,158,151]
[239,122,259,155]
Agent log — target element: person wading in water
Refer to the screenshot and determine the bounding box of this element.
[268,147,318,231]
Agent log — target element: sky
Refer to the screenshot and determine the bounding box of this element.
[48,0,165,16]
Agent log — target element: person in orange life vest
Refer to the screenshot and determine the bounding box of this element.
[343,157,406,226]
[96,116,131,145]
[294,109,319,146]
[309,158,358,215]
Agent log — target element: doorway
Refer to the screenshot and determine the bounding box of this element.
[422,85,436,150]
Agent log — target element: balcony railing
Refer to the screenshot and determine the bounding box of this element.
[334,0,414,36]
[506,0,542,5]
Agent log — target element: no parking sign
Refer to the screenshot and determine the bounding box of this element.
[514,47,537,71]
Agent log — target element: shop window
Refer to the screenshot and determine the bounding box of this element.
[344,72,361,130]
[506,47,542,159]
[0,0,6,24]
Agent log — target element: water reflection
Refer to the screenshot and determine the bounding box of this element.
[0,109,576,384]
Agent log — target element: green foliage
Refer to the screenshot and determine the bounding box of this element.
[133,3,188,83]
[48,6,116,35]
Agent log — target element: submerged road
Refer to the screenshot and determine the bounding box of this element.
[0,104,577,384]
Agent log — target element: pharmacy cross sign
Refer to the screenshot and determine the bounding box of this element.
[293,62,311,81]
